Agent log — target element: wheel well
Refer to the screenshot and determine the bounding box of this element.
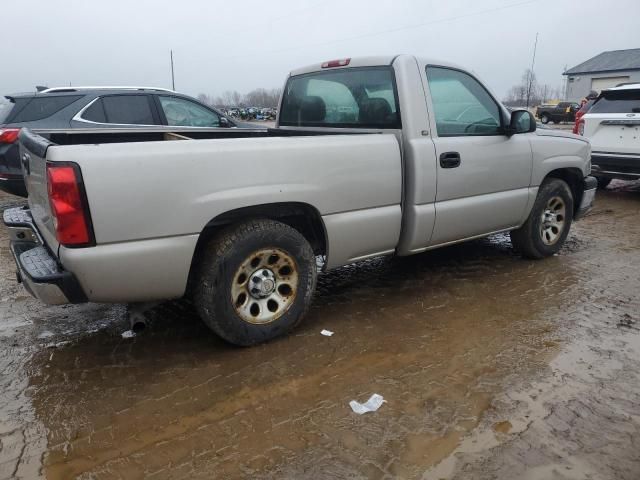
[544,168,584,215]
[186,202,327,295]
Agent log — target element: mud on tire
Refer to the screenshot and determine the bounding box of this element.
[510,178,574,259]
[193,219,317,346]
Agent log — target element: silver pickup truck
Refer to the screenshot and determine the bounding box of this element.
[4,55,596,345]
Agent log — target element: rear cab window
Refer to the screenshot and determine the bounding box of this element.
[2,95,82,123]
[81,95,158,125]
[590,89,640,114]
[279,67,401,128]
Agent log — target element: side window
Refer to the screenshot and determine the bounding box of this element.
[158,96,220,127]
[99,95,157,125]
[8,95,83,123]
[426,67,501,136]
[81,99,107,123]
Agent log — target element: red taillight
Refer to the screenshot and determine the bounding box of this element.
[46,163,94,246]
[321,58,351,68]
[0,128,21,144]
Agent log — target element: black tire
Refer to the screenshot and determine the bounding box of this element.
[596,176,612,189]
[510,178,574,259]
[193,219,317,346]
[540,114,549,124]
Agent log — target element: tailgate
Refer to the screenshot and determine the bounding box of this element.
[19,129,60,252]
[584,113,640,154]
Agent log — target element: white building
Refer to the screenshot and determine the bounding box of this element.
[563,48,640,101]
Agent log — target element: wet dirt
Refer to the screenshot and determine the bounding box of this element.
[0,180,639,479]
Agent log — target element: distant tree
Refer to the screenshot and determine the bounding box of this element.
[196,87,283,109]
[244,88,281,108]
[231,91,243,107]
[523,69,537,107]
[196,93,212,106]
[504,69,564,107]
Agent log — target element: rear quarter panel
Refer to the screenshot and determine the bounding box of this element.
[49,134,402,300]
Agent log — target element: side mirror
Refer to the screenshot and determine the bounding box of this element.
[219,117,232,128]
[506,109,536,136]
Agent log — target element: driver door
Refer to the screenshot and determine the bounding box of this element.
[424,66,532,246]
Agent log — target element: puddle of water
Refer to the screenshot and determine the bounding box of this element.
[0,184,638,479]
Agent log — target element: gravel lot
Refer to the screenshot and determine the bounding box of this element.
[1,180,639,479]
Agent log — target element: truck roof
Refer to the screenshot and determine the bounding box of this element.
[289,54,464,77]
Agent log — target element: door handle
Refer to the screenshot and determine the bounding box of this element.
[439,151,461,168]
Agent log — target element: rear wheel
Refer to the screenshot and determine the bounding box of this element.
[510,178,574,259]
[540,114,550,124]
[193,219,317,346]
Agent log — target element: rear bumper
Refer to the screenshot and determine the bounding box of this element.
[3,207,86,304]
[591,153,640,179]
[574,176,597,221]
[0,142,28,197]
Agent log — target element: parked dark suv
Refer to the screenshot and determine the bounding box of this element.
[0,87,248,197]
[535,101,580,124]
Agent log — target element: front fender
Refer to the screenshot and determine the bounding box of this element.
[530,134,591,185]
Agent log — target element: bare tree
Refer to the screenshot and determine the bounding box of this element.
[504,69,564,107]
[196,88,283,109]
[244,88,281,108]
[231,91,243,107]
[196,93,212,106]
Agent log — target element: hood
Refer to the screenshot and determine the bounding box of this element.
[535,127,589,144]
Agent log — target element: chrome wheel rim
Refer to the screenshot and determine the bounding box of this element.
[540,196,566,246]
[231,248,298,324]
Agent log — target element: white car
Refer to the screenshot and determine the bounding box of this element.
[582,83,640,188]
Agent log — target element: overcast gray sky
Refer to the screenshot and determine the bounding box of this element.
[3,0,639,99]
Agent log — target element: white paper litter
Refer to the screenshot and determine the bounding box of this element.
[320,329,334,337]
[349,394,386,414]
[121,330,136,339]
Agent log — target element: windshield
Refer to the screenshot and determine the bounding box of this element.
[279,67,400,128]
[590,89,640,114]
[0,97,15,124]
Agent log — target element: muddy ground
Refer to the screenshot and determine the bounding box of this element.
[0,182,639,480]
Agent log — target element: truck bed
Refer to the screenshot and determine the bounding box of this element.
[19,127,403,302]
[38,126,369,147]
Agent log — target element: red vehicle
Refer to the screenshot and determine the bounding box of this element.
[572,100,595,134]
[573,91,599,134]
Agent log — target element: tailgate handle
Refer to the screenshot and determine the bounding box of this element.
[440,151,461,168]
[21,153,31,175]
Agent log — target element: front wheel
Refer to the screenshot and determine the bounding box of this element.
[510,178,574,259]
[540,114,550,124]
[193,219,317,346]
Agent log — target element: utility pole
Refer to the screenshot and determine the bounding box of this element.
[525,32,538,108]
[170,50,176,91]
